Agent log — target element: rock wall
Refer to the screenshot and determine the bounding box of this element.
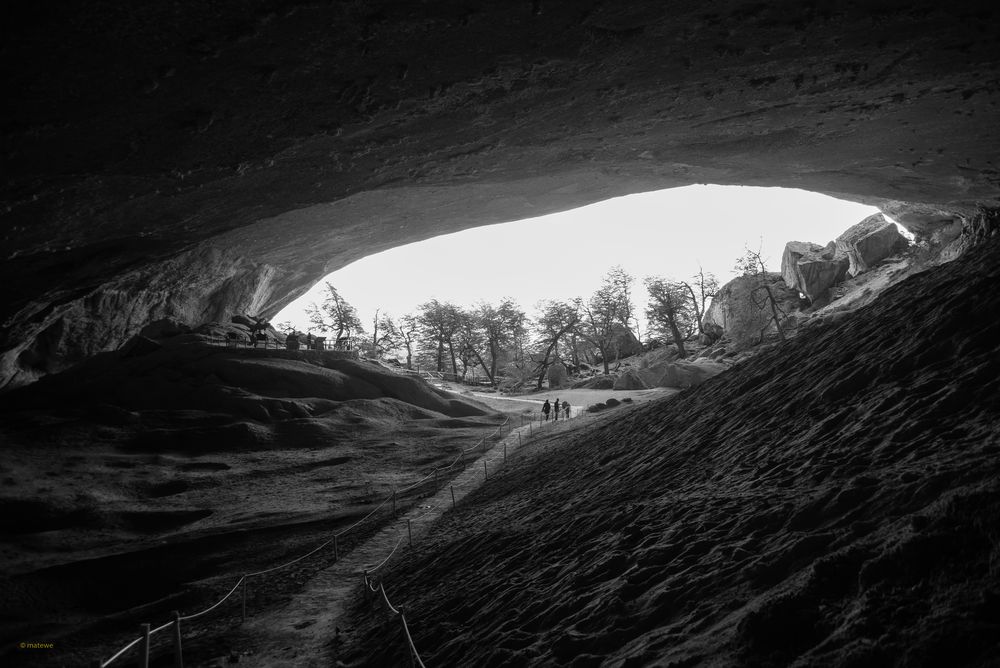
[2,2,999,387]
[1,245,288,389]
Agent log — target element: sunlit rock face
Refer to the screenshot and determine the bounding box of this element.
[2,1,999,388]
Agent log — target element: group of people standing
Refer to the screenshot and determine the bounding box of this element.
[541,398,571,421]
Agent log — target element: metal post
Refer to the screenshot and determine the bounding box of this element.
[504,442,508,465]
[241,577,247,624]
[450,486,456,510]
[363,571,370,603]
[172,611,184,668]
[483,460,487,479]
[407,519,412,548]
[139,623,150,668]
[518,432,521,447]
[334,534,339,561]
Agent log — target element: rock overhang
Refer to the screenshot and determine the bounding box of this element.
[2,1,999,389]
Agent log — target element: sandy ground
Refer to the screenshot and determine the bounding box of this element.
[340,238,1000,666]
[440,382,677,419]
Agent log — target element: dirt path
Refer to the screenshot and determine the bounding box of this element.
[218,416,577,667]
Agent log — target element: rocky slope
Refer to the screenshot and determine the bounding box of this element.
[0,337,506,667]
[3,1,999,388]
[346,236,1000,666]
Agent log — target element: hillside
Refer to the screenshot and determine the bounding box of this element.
[346,237,1000,666]
[0,340,503,666]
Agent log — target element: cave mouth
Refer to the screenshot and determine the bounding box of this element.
[274,184,881,332]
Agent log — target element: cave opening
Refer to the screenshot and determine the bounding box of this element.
[274,184,883,339]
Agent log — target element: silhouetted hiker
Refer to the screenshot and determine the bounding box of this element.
[306,332,314,349]
[563,400,570,419]
[553,397,561,420]
[542,400,551,421]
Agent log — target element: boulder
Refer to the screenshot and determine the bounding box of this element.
[701,273,800,347]
[547,362,568,388]
[835,213,907,276]
[780,240,850,303]
[612,369,648,390]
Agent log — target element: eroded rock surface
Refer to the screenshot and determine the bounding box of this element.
[781,240,850,303]
[703,272,800,346]
[3,2,1000,387]
[836,213,908,276]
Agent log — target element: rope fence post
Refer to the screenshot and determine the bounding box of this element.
[139,623,150,668]
[172,611,183,668]
[407,519,412,548]
[392,489,397,518]
[450,486,455,510]
[483,459,487,480]
[334,534,339,561]
[241,577,247,624]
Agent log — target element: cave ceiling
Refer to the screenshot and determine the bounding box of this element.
[1,1,999,388]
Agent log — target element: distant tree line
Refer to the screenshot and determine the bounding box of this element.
[292,264,725,388]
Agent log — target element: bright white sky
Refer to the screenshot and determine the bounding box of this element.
[275,185,880,334]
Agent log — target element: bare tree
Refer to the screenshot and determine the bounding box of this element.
[532,300,580,389]
[364,309,401,359]
[466,299,527,387]
[644,277,695,357]
[305,283,363,343]
[680,265,719,336]
[734,243,787,343]
[578,266,635,374]
[399,314,419,369]
[416,300,463,376]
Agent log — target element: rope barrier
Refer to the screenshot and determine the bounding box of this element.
[94,411,534,667]
[370,534,404,575]
[178,576,246,621]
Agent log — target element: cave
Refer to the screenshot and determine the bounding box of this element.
[2,2,999,667]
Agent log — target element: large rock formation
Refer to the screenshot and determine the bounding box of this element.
[781,240,850,303]
[2,2,999,388]
[836,213,908,276]
[702,272,801,347]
